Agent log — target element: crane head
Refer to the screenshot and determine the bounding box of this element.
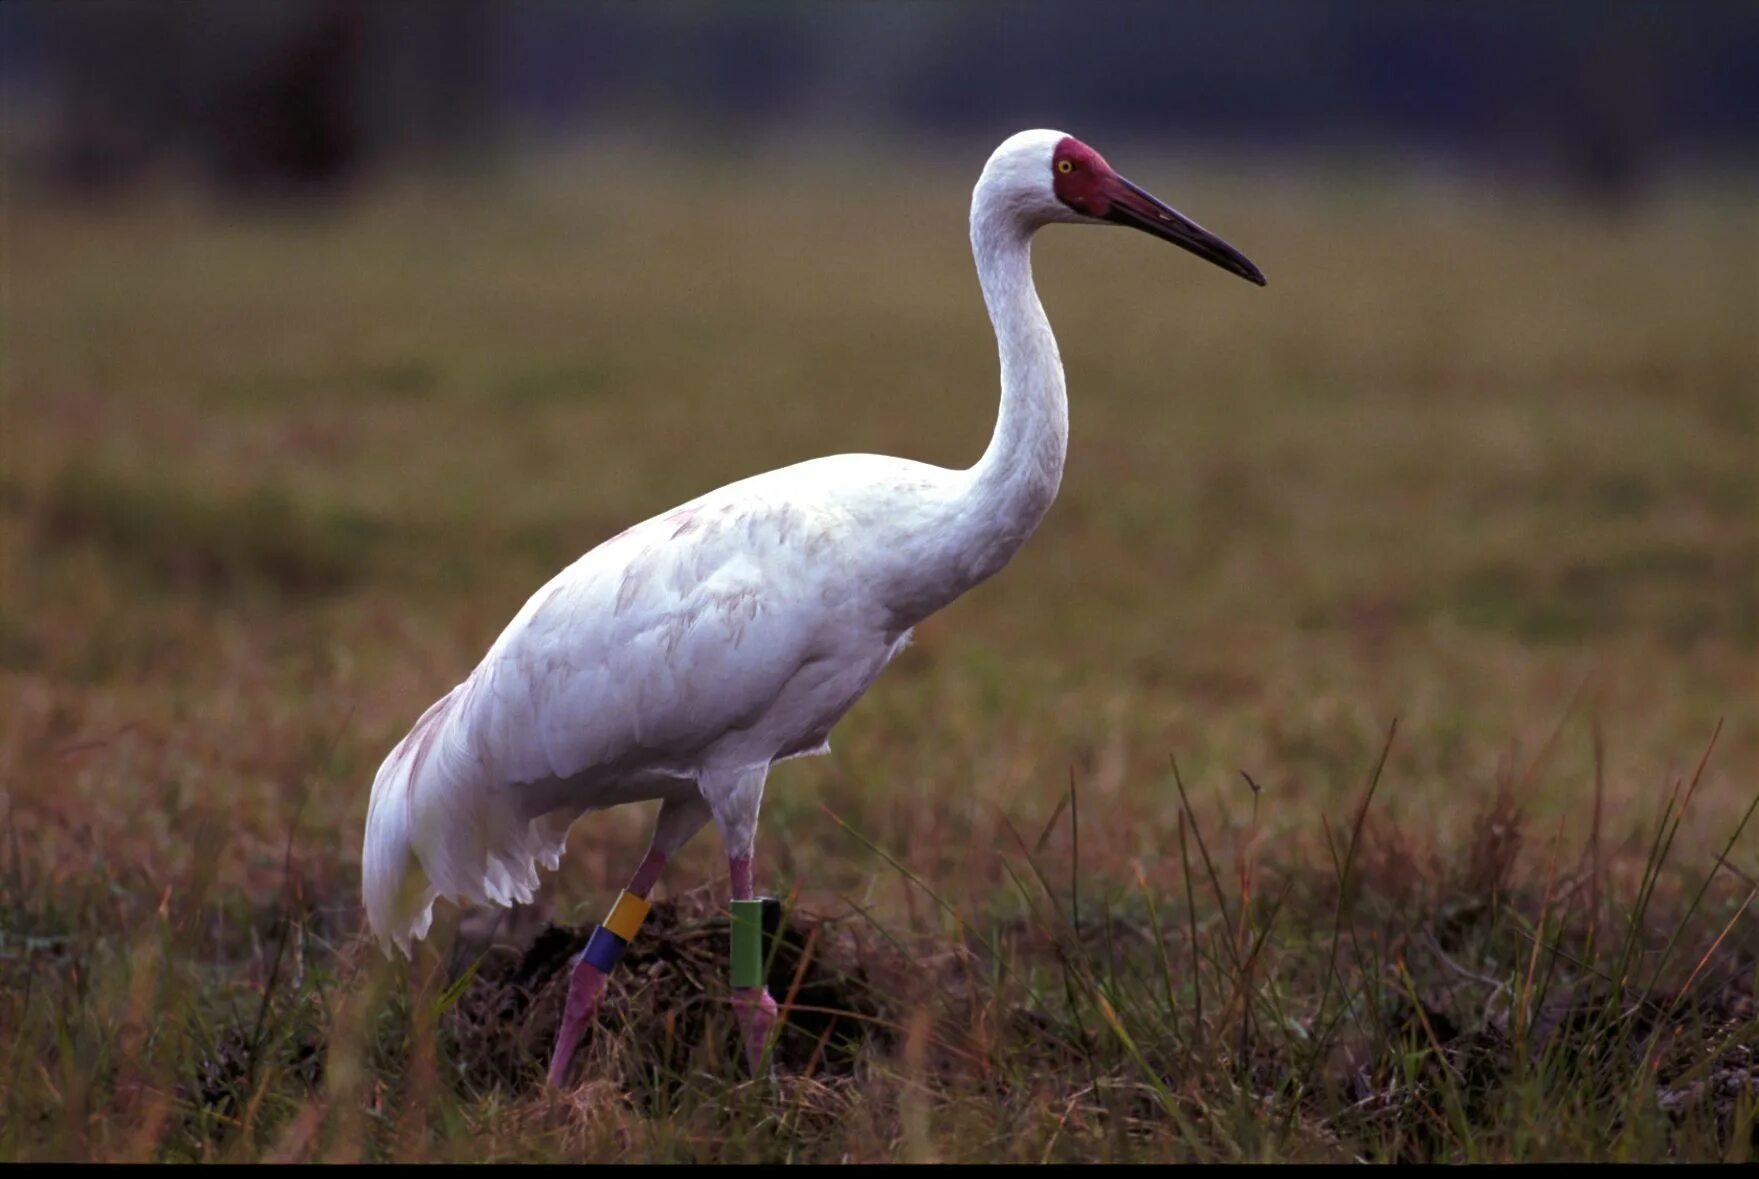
[980,130,1266,287]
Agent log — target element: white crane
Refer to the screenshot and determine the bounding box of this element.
[362,129,1264,1086]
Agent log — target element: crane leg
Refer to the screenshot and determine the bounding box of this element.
[546,792,710,1089]
[704,767,778,1076]
[728,855,779,1075]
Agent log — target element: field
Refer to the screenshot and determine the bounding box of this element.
[3,146,1756,1161]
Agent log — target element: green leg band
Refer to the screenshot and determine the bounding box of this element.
[730,898,766,989]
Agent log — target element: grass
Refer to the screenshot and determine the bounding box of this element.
[2,145,1755,1160]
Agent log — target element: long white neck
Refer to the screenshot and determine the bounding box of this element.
[872,173,1068,628]
[953,188,1068,586]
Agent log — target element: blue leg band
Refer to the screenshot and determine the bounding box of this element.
[580,924,628,973]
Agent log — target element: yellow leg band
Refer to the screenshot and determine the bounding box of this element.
[602,890,651,942]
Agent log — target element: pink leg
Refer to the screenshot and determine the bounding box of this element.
[545,849,669,1088]
[728,854,779,1075]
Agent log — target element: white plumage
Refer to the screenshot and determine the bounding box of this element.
[362,129,1264,960]
[363,455,952,950]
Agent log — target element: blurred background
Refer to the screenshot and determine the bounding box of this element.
[2,0,1755,937]
[5,1,1757,199]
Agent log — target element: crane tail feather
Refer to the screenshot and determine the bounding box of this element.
[362,684,576,956]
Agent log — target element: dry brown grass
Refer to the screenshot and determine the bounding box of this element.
[2,146,1755,1160]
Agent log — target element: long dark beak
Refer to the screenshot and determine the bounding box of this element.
[1101,174,1266,286]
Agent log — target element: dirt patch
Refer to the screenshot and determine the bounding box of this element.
[442,892,903,1095]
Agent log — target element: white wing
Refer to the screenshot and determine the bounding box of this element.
[362,455,948,952]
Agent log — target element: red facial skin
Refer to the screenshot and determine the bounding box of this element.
[1056,134,1269,286]
[1051,136,1117,217]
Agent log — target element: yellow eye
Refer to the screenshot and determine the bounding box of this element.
[1057,160,1074,174]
